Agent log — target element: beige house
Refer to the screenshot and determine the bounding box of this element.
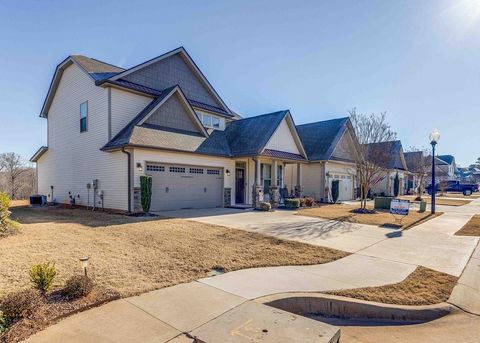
[366,140,408,196]
[285,117,359,202]
[31,47,308,212]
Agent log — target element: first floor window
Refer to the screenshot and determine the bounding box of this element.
[80,101,88,132]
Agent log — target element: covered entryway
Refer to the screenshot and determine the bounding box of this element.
[147,163,223,211]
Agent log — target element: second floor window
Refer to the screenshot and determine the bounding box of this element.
[197,112,222,129]
[80,101,88,132]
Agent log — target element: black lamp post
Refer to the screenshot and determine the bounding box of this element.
[429,129,440,214]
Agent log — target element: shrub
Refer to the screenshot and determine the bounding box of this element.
[0,311,7,333]
[258,202,271,211]
[29,262,57,294]
[285,198,300,209]
[140,175,152,213]
[332,180,340,203]
[394,172,400,197]
[304,197,315,207]
[0,289,43,323]
[0,192,19,237]
[63,275,94,299]
[298,198,306,207]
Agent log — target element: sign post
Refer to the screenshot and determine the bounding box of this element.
[390,199,410,224]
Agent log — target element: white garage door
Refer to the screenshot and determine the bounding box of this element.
[146,163,223,211]
[330,175,353,201]
[339,176,353,201]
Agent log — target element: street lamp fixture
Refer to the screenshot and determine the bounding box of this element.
[429,129,440,214]
[79,256,90,278]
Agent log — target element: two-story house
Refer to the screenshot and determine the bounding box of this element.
[30,47,309,212]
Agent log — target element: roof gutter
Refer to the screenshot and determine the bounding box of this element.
[121,148,132,213]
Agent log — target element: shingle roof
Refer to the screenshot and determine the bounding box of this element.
[102,86,178,150]
[262,149,305,161]
[71,55,124,75]
[296,117,349,161]
[223,111,288,156]
[365,140,407,170]
[403,151,423,171]
[437,155,455,165]
[102,79,233,118]
[102,106,300,159]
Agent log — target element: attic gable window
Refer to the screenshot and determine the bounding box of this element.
[196,111,222,129]
[80,101,88,132]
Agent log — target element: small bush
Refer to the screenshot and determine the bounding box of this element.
[29,262,57,294]
[258,202,271,211]
[0,192,20,237]
[0,311,7,333]
[304,197,315,207]
[285,198,300,209]
[63,275,94,299]
[298,198,306,207]
[140,175,152,213]
[0,289,43,323]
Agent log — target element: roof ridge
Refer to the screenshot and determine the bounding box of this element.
[297,116,349,127]
[234,110,288,122]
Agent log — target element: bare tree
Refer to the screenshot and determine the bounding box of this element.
[405,148,430,200]
[0,152,29,199]
[349,108,397,211]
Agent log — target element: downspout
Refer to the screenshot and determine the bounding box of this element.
[122,148,132,213]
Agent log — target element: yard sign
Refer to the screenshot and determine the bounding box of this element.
[390,199,410,216]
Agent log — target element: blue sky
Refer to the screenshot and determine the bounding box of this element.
[1,0,479,166]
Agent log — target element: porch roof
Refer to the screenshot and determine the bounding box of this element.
[261,149,306,162]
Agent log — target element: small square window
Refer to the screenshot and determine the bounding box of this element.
[202,114,212,127]
[212,117,220,128]
[80,101,88,132]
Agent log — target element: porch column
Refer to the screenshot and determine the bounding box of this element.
[269,160,280,208]
[295,163,303,198]
[253,158,263,209]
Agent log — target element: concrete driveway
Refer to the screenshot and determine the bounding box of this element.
[158,201,479,277]
[157,207,402,253]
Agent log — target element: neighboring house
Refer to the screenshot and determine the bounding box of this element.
[403,151,431,194]
[425,156,454,185]
[284,117,360,202]
[366,140,408,196]
[31,47,308,212]
[436,155,456,180]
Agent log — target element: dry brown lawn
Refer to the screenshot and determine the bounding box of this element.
[299,203,441,229]
[399,195,471,206]
[0,207,348,298]
[442,192,480,199]
[326,267,458,305]
[455,215,480,236]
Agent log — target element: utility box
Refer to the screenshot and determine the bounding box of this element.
[30,195,47,205]
[419,201,427,213]
[374,197,394,210]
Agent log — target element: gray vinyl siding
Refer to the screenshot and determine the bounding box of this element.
[123,54,221,107]
[144,93,201,133]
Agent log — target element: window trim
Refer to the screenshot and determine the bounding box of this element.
[80,101,88,133]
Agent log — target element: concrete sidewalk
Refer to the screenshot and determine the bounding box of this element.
[449,241,480,315]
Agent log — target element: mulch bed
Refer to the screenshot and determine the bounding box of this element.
[0,287,119,343]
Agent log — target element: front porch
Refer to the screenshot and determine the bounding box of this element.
[232,156,307,209]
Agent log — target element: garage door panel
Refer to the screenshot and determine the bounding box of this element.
[147,163,223,211]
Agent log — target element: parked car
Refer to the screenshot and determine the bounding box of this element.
[427,180,479,195]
